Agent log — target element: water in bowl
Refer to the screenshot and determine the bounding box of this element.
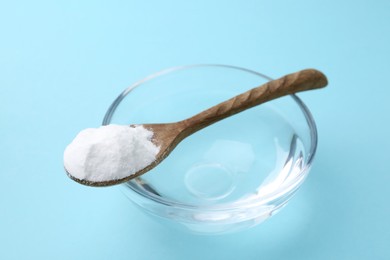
[129,104,306,207]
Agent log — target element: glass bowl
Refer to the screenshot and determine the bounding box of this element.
[103,64,318,235]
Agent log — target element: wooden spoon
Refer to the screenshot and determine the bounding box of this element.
[68,69,327,187]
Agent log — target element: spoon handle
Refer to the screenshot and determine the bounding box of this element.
[181,69,328,134]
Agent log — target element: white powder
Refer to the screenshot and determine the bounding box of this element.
[63,124,160,182]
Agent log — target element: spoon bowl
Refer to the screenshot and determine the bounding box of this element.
[67,68,327,187]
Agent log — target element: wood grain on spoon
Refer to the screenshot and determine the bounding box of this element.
[72,69,327,187]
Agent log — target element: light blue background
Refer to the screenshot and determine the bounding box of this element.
[1,1,389,259]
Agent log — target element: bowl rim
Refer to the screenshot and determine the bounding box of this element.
[103,64,318,211]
